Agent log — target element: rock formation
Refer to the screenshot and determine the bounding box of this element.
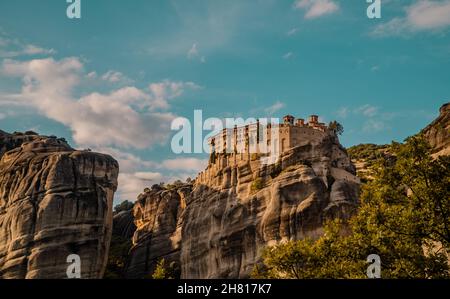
[113,210,137,240]
[125,132,360,279]
[422,103,450,157]
[0,131,119,279]
[104,204,136,279]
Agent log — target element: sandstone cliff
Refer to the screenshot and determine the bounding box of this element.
[113,210,137,240]
[125,133,359,279]
[0,131,119,279]
[422,103,450,157]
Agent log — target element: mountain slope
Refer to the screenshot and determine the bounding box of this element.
[348,103,450,179]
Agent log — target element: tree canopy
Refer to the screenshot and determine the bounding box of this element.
[329,121,344,136]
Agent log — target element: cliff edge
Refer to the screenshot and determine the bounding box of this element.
[422,103,450,157]
[0,131,119,279]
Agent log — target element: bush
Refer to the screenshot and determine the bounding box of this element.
[151,258,176,279]
[251,178,264,192]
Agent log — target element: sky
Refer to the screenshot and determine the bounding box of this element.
[0,0,449,204]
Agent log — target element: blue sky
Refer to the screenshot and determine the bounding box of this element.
[0,0,449,203]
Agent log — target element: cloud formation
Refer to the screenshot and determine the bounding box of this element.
[187,43,206,63]
[101,70,133,84]
[287,28,300,36]
[372,0,450,36]
[336,104,387,133]
[294,0,339,19]
[149,80,201,110]
[100,147,207,202]
[283,52,294,59]
[161,158,208,171]
[1,57,199,149]
[264,101,286,115]
[0,54,205,203]
[0,34,55,58]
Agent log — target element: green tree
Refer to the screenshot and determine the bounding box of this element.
[329,121,344,136]
[113,200,134,213]
[151,258,176,279]
[251,178,264,192]
[253,219,364,279]
[253,136,450,279]
[350,136,450,278]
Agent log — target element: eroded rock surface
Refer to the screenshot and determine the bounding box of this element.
[113,210,136,240]
[126,134,359,279]
[0,131,119,279]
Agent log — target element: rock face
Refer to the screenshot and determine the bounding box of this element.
[113,210,137,240]
[422,103,450,157]
[125,185,188,278]
[126,133,359,279]
[0,131,119,279]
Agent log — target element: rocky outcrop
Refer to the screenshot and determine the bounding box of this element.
[126,133,359,279]
[422,103,450,157]
[0,131,119,279]
[125,185,188,278]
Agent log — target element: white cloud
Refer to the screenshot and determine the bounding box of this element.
[336,104,379,119]
[118,173,153,201]
[134,171,163,181]
[86,71,97,79]
[336,107,349,119]
[294,0,339,19]
[117,171,196,202]
[337,104,388,133]
[0,35,208,203]
[264,101,286,115]
[187,43,207,63]
[101,70,133,84]
[94,147,159,201]
[287,28,299,36]
[363,119,386,133]
[188,43,199,59]
[21,44,56,56]
[114,156,207,202]
[0,33,55,58]
[372,0,450,36]
[161,158,208,172]
[0,57,202,149]
[144,1,251,59]
[92,147,157,173]
[355,104,379,117]
[283,52,294,59]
